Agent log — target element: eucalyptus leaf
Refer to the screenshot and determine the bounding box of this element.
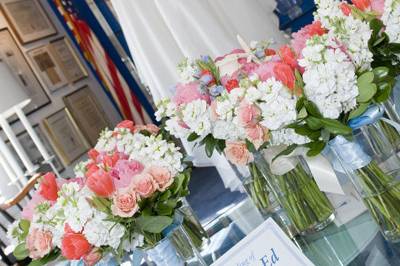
[13,243,29,260]
[372,67,390,81]
[348,103,369,120]
[356,83,377,103]
[136,216,173,233]
[320,118,352,135]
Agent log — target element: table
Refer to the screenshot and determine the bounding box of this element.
[201,198,400,266]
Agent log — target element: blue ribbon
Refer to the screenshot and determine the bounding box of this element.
[392,76,400,115]
[348,104,385,130]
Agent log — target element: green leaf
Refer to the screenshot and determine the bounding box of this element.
[136,216,173,233]
[358,71,374,84]
[272,144,298,162]
[159,190,172,201]
[28,250,60,266]
[348,103,369,120]
[205,136,216,157]
[19,219,30,238]
[305,141,326,157]
[372,67,390,82]
[245,139,256,153]
[304,100,322,118]
[357,83,377,103]
[91,197,111,213]
[215,139,226,154]
[294,126,320,141]
[187,132,200,142]
[320,118,352,136]
[374,81,392,102]
[370,19,384,35]
[171,174,184,195]
[305,116,323,130]
[296,97,305,112]
[13,243,29,260]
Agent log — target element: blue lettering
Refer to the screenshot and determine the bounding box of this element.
[260,255,269,266]
[271,248,279,264]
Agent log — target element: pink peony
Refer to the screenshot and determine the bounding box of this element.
[26,228,53,259]
[111,189,139,217]
[21,193,46,221]
[148,166,174,191]
[237,101,261,127]
[291,21,326,58]
[246,124,268,149]
[173,82,210,106]
[224,141,254,166]
[132,172,157,198]
[111,159,144,189]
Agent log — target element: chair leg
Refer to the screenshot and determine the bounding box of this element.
[0,247,12,266]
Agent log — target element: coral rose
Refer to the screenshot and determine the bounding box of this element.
[273,62,296,90]
[148,166,173,191]
[352,0,371,11]
[133,124,160,135]
[224,141,253,166]
[86,168,115,197]
[61,233,91,260]
[132,172,157,198]
[26,228,53,259]
[340,2,352,15]
[116,120,135,132]
[38,172,58,202]
[111,189,139,217]
[83,248,102,266]
[237,101,261,127]
[88,148,99,161]
[279,45,299,71]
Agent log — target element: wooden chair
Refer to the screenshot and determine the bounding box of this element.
[0,173,43,266]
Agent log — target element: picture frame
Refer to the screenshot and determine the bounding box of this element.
[27,44,68,93]
[6,125,65,173]
[0,29,50,117]
[63,86,111,146]
[42,108,89,166]
[1,0,57,44]
[49,37,87,83]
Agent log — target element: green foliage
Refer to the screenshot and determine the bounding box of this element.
[136,216,173,233]
[196,58,221,85]
[13,243,29,260]
[28,250,60,266]
[272,144,298,162]
[187,132,200,142]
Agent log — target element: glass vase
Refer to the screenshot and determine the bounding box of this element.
[230,161,298,238]
[253,151,335,235]
[178,198,209,249]
[146,224,207,266]
[328,119,400,242]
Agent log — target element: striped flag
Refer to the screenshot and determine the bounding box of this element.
[53,0,152,124]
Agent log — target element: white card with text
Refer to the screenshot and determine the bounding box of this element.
[212,218,314,266]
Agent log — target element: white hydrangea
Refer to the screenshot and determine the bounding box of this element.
[155,99,176,122]
[83,211,125,249]
[212,120,246,141]
[181,99,212,136]
[270,129,310,146]
[382,0,400,43]
[314,0,373,71]
[299,34,359,119]
[258,78,298,130]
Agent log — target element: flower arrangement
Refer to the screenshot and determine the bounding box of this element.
[8,122,193,265]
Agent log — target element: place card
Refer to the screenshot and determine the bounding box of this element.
[212,218,314,266]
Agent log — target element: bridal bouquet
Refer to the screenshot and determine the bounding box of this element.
[8,122,193,265]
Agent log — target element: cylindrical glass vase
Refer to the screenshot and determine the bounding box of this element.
[253,151,335,235]
[329,117,400,242]
[146,225,207,266]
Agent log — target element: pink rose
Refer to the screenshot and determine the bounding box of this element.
[224,141,253,166]
[173,82,210,106]
[148,166,173,191]
[254,61,276,81]
[26,228,53,259]
[133,124,160,135]
[132,172,157,198]
[237,101,261,127]
[111,189,139,217]
[116,120,135,132]
[83,248,102,266]
[246,124,268,149]
[22,193,46,221]
[111,159,144,189]
[291,21,326,58]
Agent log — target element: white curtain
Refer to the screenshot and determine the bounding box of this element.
[111,0,287,191]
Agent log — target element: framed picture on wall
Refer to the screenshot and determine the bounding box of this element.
[0,29,50,116]
[1,0,57,44]
[63,86,111,146]
[6,125,65,172]
[27,44,68,92]
[49,37,87,83]
[43,108,89,166]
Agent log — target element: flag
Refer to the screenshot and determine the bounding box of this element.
[52,0,152,124]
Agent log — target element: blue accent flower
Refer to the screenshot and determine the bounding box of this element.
[209,85,224,97]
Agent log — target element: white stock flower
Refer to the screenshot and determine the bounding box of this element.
[382,0,400,43]
[181,99,211,136]
[270,129,310,146]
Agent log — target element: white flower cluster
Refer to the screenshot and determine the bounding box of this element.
[94,129,183,176]
[156,99,212,138]
[29,182,129,250]
[382,0,400,43]
[270,129,310,146]
[314,0,373,71]
[299,34,359,119]
[177,58,200,83]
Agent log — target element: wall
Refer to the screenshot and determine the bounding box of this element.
[0,0,122,199]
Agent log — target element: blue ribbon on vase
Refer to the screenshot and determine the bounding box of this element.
[327,104,400,172]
